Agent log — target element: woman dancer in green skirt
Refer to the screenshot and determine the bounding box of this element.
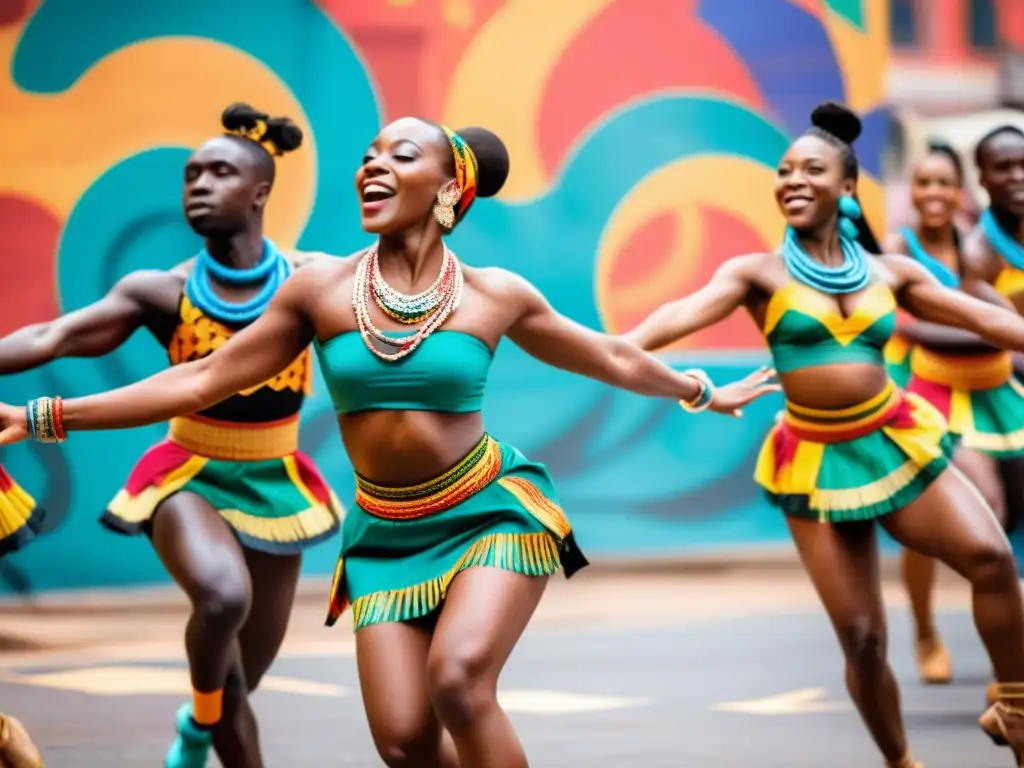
[0,117,777,767]
[625,101,1024,767]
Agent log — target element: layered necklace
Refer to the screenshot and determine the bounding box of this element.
[353,242,463,361]
[186,238,291,325]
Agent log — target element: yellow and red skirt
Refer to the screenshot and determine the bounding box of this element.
[326,434,588,630]
[754,381,954,522]
[906,347,1024,458]
[0,462,44,556]
[102,415,343,554]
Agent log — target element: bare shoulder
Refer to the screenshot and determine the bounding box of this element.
[961,226,1001,279]
[283,249,342,270]
[464,265,538,304]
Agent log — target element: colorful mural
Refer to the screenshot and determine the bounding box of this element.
[0,0,890,593]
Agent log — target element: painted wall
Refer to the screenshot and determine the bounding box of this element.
[0,0,890,594]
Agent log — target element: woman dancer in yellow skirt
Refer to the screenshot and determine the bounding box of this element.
[625,101,1024,767]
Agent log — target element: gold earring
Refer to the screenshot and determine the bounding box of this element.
[433,180,461,229]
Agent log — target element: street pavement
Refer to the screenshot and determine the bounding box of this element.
[0,565,1014,767]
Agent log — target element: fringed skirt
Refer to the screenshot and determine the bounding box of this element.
[326,434,589,630]
[0,462,44,556]
[102,415,343,555]
[906,347,1024,458]
[884,334,912,390]
[754,380,955,523]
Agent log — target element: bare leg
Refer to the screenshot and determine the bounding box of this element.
[427,568,549,768]
[900,446,1002,684]
[207,549,303,764]
[356,619,459,768]
[150,493,259,767]
[880,467,1024,763]
[788,517,909,763]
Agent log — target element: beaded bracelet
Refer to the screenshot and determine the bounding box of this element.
[679,369,715,413]
[27,397,66,443]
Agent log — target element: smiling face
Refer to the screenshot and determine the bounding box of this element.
[182,137,268,237]
[355,117,455,235]
[774,134,856,232]
[910,153,961,229]
[979,130,1024,217]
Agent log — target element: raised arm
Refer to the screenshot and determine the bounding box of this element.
[501,271,778,415]
[620,254,756,352]
[0,270,176,374]
[0,268,319,441]
[891,255,1024,352]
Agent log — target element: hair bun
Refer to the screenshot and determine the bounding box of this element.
[221,102,268,133]
[457,127,509,198]
[221,103,303,155]
[810,101,862,145]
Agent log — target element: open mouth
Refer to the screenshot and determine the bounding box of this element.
[362,182,395,205]
[783,195,812,213]
[1010,188,1024,204]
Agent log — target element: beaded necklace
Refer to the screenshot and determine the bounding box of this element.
[185,238,292,325]
[781,226,870,294]
[901,226,960,288]
[980,209,1024,271]
[353,243,463,362]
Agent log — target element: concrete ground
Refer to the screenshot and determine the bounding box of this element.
[0,561,1014,767]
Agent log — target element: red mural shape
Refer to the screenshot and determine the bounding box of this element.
[0,196,61,335]
[610,206,766,350]
[538,0,764,179]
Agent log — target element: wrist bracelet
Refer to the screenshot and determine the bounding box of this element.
[679,369,715,413]
[27,397,66,443]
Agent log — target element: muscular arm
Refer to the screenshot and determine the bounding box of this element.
[58,268,318,432]
[0,270,169,374]
[619,255,756,351]
[502,273,703,402]
[890,255,1024,352]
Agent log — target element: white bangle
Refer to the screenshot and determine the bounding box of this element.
[679,369,715,413]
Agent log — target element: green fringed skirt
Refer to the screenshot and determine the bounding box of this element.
[325,434,588,630]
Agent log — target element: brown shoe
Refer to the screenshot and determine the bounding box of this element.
[0,714,44,768]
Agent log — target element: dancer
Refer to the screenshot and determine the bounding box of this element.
[0,117,777,768]
[0,461,43,557]
[884,142,1024,687]
[623,101,1024,767]
[0,103,343,768]
[0,712,44,767]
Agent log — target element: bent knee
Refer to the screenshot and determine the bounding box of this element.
[836,620,886,669]
[962,539,1018,588]
[374,725,441,768]
[427,647,494,727]
[193,581,251,630]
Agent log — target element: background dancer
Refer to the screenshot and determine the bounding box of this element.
[624,101,1024,768]
[0,117,777,768]
[0,103,343,768]
[884,142,1024,688]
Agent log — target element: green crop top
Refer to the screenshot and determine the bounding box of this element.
[313,330,493,415]
[763,282,896,374]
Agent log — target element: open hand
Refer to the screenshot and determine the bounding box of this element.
[708,366,781,418]
[0,403,28,445]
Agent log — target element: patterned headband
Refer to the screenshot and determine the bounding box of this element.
[226,120,281,157]
[440,125,479,219]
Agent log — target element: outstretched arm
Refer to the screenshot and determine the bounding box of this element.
[0,270,173,374]
[895,320,996,351]
[891,255,1024,352]
[502,271,778,414]
[0,268,318,440]
[620,255,755,351]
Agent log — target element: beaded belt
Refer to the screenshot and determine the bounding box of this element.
[355,434,502,521]
[910,347,1012,391]
[168,415,299,461]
